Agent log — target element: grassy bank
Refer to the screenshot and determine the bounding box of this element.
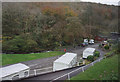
[71,54,118,80]
[2,51,64,66]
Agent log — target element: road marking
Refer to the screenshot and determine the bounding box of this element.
[36,67,52,71]
[29,64,39,67]
[51,73,68,81]
[51,66,83,82]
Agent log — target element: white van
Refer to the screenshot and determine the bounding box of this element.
[89,39,94,44]
[84,39,88,43]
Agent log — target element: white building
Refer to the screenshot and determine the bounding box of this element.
[53,53,77,71]
[83,48,95,58]
[0,63,30,81]
[84,39,88,43]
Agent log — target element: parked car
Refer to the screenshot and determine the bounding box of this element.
[81,42,88,47]
[101,41,108,46]
[89,39,94,44]
[81,43,86,47]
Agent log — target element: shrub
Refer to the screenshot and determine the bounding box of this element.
[2,35,40,53]
[94,51,100,57]
[87,55,94,62]
[104,44,110,50]
[99,44,102,48]
[3,36,27,53]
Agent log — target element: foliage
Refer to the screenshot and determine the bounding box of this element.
[104,44,110,50]
[3,35,39,53]
[94,51,100,57]
[112,43,120,54]
[41,6,77,18]
[87,55,94,62]
[2,3,118,53]
[104,51,113,57]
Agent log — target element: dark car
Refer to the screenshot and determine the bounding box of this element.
[81,43,86,47]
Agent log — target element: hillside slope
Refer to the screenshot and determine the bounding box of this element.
[71,55,118,80]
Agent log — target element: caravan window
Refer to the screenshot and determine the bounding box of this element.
[24,71,28,77]
[12,75,19,80]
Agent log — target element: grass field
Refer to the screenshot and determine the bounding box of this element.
[71,54,118,80]
[2,51,65,66]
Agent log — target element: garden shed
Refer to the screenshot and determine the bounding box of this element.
[0,63,30,81]
[83,48,95,58]
[53,53,77,71]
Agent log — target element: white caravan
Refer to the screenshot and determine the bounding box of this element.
[0,63,30,81]
[53,53,77,71]
[83,48,95,58]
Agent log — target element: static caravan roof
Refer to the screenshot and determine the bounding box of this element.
[0,63,29,78]
[83,48,95,53]
[54,53,77,65]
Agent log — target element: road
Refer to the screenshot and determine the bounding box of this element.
[15,43,106,81]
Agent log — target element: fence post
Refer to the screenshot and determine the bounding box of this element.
[82,67,84,72]
[68,73,70,80]
[99,59,101,62]
[34,69,37,76]
[92,62,94,66]
[28,70,30,77]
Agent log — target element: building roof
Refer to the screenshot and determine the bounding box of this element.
[83,48,95,54]
[54,53,77,65]
[0,63,29,78]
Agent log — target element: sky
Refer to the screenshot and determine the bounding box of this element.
[1,0,120,6]
[81,0,120,6]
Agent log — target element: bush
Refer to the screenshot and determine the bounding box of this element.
[99,44,102,48]
[104,44,110,50]
[2,35,40,53]
[94,51,100,57]
[3,36,27,53]
[87,55,94,62]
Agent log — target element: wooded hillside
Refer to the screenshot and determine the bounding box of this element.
[2,2,118,53]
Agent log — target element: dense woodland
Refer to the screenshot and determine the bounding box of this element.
[2,2,118,54]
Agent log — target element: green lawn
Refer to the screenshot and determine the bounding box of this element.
[2,51,65,66]
[71,54,118,80]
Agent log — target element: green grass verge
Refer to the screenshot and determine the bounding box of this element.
[2,51,65,66]
[71,54,118,80]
